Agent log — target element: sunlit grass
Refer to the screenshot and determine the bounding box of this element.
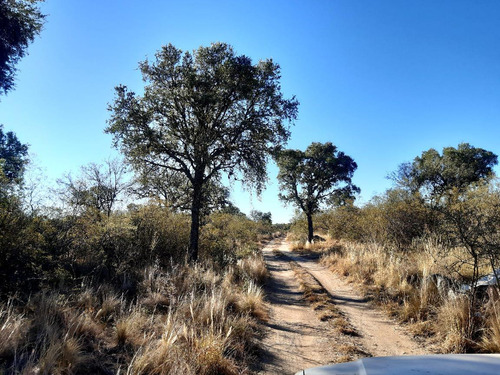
[0,259,268,374]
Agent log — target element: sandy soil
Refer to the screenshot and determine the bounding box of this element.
[258,240,338,374]
[258,238,428,375]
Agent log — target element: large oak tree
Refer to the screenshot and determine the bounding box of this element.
[277,142,359,243]
[106,43,298,262]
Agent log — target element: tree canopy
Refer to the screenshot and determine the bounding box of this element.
[106,42,298,261]
[277,142,359,242]
[0,0,45,95]
[132,165,231,216]
[392,143,498,199]
[250,210,272,225]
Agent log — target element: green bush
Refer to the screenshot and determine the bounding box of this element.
[200,212,260,268]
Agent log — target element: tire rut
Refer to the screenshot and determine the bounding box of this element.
[258,240,338,374]
[279,242,428,357]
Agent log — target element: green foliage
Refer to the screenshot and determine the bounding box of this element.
[250,210,272,225]
[0,0,45,94]
[0,197,267,296]
[277,142,359,213]
[434,183,500,283]
[0,127,42,292]
[106,42,298,261]
[199,211,275,266]
[130,204,190,266]
[133,166,232,217]
[40,205,191,284]
[321,204,364,242]
[370,189,431,250]
[276,142,359,242]
[322,143,500,306]
[321,191,427,247]
[0,194,42,292]
[288,213,308,242]
[0,124,28,182]
[392,143,497,200]
[390,143,499,300]
[323,143,498,252]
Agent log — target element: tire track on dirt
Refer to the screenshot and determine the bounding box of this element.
[280,241,428,358]
[258,240,338,374]
[259,238,429,374]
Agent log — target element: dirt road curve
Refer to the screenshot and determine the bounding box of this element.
[259,239,427,375]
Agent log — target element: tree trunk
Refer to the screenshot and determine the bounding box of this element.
[188,180,203,263]
[307,212,314,243]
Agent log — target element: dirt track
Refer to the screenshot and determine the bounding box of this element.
[259,239,427,374]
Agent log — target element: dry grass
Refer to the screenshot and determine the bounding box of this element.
[0,300,29,358]
[236,281,269,321]
[115,308,148,347]
[0,258,268,374]
[437,295,475,353]
[318,237,500,354]
[239,253,269,285]
[288,235,343,257]
[481,301,500,352]
[336,343,370,363]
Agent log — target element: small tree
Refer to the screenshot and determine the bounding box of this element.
[250,210,272,225]
[106,43,298,262]
[58,159,129,218]
[0,0,45,95]
[276,142,359,243]
[392,143,499,339]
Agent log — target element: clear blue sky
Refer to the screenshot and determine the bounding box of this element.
[2,0,500,223]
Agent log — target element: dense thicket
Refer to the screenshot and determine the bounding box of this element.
[0,199,274,373]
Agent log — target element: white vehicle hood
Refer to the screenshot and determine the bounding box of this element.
[295,354,500,375]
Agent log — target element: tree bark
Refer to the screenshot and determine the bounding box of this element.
[307,212,314,243]
[188,180,203,263]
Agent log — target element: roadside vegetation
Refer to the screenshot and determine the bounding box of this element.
[1,177,276,374]
[0,160,281,374]
[2,2,500,370]
[290,143,500,354]
[0,30,288,373]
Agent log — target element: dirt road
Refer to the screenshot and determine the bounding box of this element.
[259,238,427,374]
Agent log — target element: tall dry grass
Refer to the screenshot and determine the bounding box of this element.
[0,256,269,374]
[318,237,499,353]
[481,299,500,352]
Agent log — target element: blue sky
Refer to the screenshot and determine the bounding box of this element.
[2,0,500,223]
